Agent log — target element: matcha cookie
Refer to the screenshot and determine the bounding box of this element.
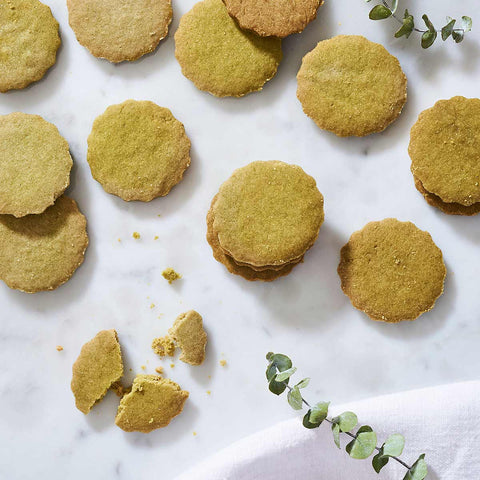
[67,0,172,63]
[87,100,191,202]
[0,0,60,92]
[338,219,446,323]
[0,196,88,293]
[223,0,323,38]
[175,0,282,97]
[212,161,324,267]
[414,176,480,216]
[71,330,123,415]
[115,375,189,433]
[297,35,407,137]
[0,113,72,217]
[207,204,299,281]
[168,310,207,366]
[410,97,480,212]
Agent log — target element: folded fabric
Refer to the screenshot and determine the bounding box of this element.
[176,381,480,480]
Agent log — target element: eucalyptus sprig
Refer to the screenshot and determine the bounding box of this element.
[366,1,472,49]
[266,353,428,480]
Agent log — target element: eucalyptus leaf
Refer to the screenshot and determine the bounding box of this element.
[395,9,414,38]
[422,14,436,32]
[452,30,465,43]
[268,376,287,395]
[383,434,405,457]
[303,410,320,429]
[309,401,329,424]
[296,377,310,389]
[372,449,389,473]
[421,30,437,49]
[441,18,456,40]
[462,16,473,33]
[333,411,358,433]
[275,367,297,382]
[332,423,341,449]
[346,426,377,459]
[369,5,392,20]
[403,454,428,480]
[287,386,303,410]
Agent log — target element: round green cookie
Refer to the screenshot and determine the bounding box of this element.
[0,112,72,217]
[0,0,60,92]
[175,0,283,97]
[87,100,191,202]
[338,218,446,323]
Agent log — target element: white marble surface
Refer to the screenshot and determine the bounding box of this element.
[1,1,480,479]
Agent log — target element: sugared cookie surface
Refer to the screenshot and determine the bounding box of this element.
[67,0,172,62]
[0,0,60,92]
[338,218,446,322]
[297,35,407,137]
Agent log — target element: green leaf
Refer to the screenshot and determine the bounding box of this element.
[441,18,456,40]
[462,16,473,33]
[422,14,436,32]
[383,434,405,457]
[295,377,310,389]
[332,423,341,449]
[287,386,303,410]
[452,30,465,43]
[372,449,389,473]
[268,376,287,395]
[310,401,329,423]
[395,9,414,38]
[421,30,437,48]
[403,454,428,480]
[346,426,377,459]
[275,367,297,382]
[333,411,358,433]
[303,411,319,429]
[369,5,392,20]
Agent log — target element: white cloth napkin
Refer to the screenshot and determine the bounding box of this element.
[177,381,480,480]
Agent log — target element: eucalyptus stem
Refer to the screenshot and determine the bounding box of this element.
[367,0,472,48]
[266,353,428,480]
[284,384,413,471]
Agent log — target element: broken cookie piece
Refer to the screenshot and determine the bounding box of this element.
[169,310,207,366]
[71,329,123,414]
[152,335,176,357]
[115,375,189,433]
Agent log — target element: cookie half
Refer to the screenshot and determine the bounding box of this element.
[212,161,324,267]
[115,375,189,433]
[67,0,172,63]
[409,96,480,208]
[0,0,60,92]
[297,35,407,137]
[223,0,323,38]
[338,218,446,323]
[71,329,123,414]
[87,100,191,202]
[0,112,72,217]
[0,196,88,293]
[175,0,282,97]
[414,176,480,216]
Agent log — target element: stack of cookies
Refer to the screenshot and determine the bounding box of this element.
[0,113,88,293]
[207,161,324,281]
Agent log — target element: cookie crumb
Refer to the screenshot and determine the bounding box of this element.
[111,381,125,397]
[150,303,155,309]
[155,366,164,374]
[118,238,121,243]
[133,232,141,239]
[206,390,211,395]
[154,235,159,240]
[141,365,146,371]
[220,359,227,367]
[152,335,176,357]
[170,363,175,368]
[193,431,197,436]
[56,345,64,352]
[162,268,181,284]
